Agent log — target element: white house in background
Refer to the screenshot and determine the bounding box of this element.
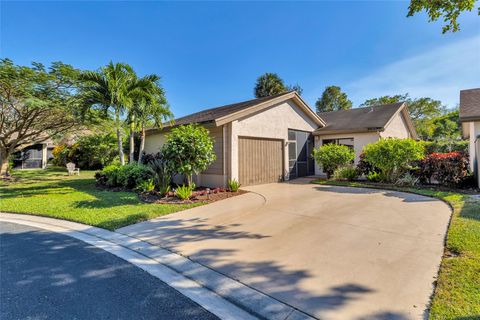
[460,88,480,187]
[144,91,417,187]
[12,139,55,170]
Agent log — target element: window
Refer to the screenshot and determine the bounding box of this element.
[322,138,354,150]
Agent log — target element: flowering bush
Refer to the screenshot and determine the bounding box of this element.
[417,152,469,187]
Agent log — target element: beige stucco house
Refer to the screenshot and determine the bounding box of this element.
[460,88,480,186]
[13,139,54,170]
[145,91,417,187]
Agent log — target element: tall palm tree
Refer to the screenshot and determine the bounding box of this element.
[126,74,172,164]
[80,62,136,165]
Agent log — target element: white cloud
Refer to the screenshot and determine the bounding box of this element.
[345,36,480,108]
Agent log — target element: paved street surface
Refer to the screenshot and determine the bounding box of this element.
[0,222,218,320]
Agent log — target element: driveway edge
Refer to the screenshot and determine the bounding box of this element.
[0,212,316,320]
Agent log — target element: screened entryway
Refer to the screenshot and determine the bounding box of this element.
[288,129,315,179]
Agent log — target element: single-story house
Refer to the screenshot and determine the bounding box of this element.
[460,88,480,186]
[145,91,417,187]
[12,139,55,170]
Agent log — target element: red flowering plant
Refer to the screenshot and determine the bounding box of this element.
[417,152,469,187]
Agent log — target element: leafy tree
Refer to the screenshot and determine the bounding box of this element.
[254,73,287,98]
[0,59,79,176]
[315,86,352,113]
[313,144,354,178]
[407,0,479,33]
[161,124,216,186]
[363,138,425,182]
[253,73,302,98]
[360,94,409,108]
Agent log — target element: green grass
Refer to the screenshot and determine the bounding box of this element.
[313,179,480,319]
[0,167,200,230]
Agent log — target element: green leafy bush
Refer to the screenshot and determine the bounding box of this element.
[175,184,194,200]
[136,179,155,193]
[95,164,153,189]
[366,171,385,182]
[52,133,118,169]
[332,166,358,181]
[416,152,469,187]
[228,179,241,192]
[313,144,354,177]
[423,140,469,155]
[362,138,424,182]
[162,124,216,186]
[145,154,172,195]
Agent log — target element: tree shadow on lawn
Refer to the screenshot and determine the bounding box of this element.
[1,178,142,209]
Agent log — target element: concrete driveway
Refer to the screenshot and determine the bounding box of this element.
[119,180,451,320]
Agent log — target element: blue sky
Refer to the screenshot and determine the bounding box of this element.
[1,1,479,118]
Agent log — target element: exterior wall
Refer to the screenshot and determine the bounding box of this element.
[229,100,319,181]
[314,132,380,176]
[467,121,480,186]
[144,126,227,187]
[380,112,411,139]
[41,144,48,169]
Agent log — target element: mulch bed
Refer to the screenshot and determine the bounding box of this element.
[139,187,248,204]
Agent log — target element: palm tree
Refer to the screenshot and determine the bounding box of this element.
[130,92,173,164]
[127,75,172,164]
[80,62,136,165]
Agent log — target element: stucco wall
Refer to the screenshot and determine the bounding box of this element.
[144,132,167,154]
[467,121,480,186]
[314,132,380,175]
[380,112,411,139]
[229,100,319,181]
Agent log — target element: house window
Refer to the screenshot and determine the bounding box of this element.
[322,138,354,150]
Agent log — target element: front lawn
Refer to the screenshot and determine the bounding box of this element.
[313,180,480,319]
[0,168,200,230]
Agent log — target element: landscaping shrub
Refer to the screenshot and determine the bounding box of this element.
[332,166,358,181]
[395,172,419,187]
[162,124,216,186]
[423,140,469,155]
[136,179,155,193]
[175,184,194,200]
[416,152,469,187]
[228,179,241,192]
[95,163,154,189]
[362,138,424,182]
[52,133,118,169]
[356,152,379,176]
[313,144,354,177]
[366,171,385,183]
[145,155,172,196]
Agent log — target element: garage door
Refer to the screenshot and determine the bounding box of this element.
[238,137,283,186]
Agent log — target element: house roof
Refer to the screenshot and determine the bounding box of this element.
[146,91,325,133]
[314,102,418,138]
[460,88,480,122]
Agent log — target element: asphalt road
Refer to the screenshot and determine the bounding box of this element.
[0,221,219,320]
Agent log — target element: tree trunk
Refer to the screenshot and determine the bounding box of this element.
[138,124,146,165]
[0,148,10,177]
[129,115,135,164]
[115,110,125,165]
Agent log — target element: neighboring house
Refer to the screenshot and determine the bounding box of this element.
[460,88,480,186]
[145,91,417,187]
[12,139,55,170]
[314,102,417,175]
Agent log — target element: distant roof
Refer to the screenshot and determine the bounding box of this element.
[460,88,480,122]
[314,102,416,138]
[147,91,324,133]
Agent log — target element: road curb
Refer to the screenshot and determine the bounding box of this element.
[0,212,316,320]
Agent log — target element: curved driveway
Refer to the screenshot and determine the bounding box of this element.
[120,180,452,320]
[0,222,217,320]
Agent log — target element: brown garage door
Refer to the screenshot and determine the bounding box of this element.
[238,137,283,186]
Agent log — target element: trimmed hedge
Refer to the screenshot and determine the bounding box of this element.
[95,163,154,189]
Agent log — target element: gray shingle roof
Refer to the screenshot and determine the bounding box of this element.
[315,102,405,134]
[460,88,480,122]
[171,91,294,126]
